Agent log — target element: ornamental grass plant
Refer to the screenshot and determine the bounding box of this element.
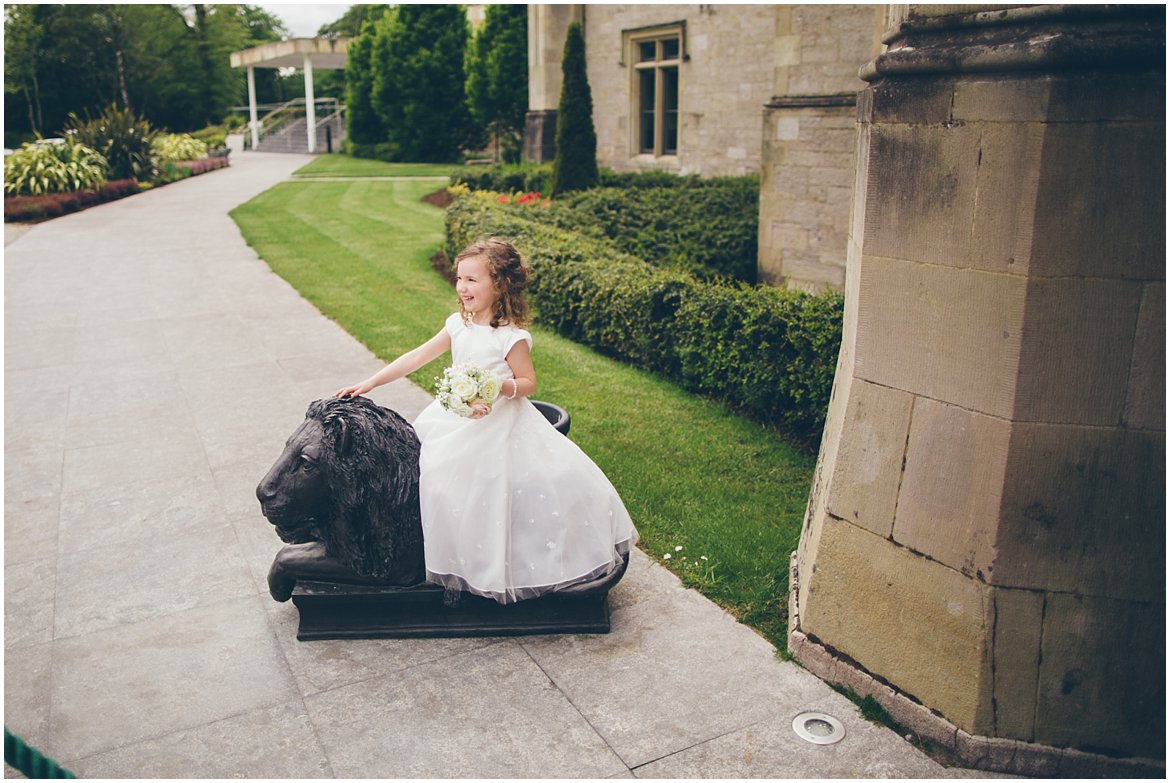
[230,156,818,651]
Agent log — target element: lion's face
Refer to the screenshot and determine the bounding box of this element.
[256,417,331,544]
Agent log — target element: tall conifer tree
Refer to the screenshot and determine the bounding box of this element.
[551,21,597,194]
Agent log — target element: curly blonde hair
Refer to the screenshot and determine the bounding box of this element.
[455,238,531,328]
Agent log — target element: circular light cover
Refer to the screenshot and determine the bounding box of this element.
[792,711,846,745]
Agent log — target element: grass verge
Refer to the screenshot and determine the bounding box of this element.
[292,154,454,178]
[230,170,816,650]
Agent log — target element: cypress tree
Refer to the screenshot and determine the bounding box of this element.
[551,21,597,195]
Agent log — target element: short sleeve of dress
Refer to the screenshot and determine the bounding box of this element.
[503,327,532,357]
[444,312,465,337]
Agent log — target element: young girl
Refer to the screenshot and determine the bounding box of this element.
[336,238,637,604]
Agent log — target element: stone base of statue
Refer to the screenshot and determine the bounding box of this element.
[289,555,627,641]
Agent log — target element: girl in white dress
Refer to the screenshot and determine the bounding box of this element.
[336,239,637,604]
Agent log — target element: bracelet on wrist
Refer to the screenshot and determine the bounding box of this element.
[506,379,519,399]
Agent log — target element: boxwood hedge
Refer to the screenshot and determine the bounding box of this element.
[445,192,842,446]
[451,165,759,282]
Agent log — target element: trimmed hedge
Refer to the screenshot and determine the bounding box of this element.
[450,162,747,195]
[541,183,759,282]
[445,193,842,445]
[452,164,759,282]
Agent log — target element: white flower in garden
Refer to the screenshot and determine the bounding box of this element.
[663,553,672,560]
[675,545,683,551]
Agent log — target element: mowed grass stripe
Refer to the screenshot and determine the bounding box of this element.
[231,170,814,650]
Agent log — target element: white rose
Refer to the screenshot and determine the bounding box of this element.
[479,375,502,403]
[449,397,473,417]
[450,375,478,401]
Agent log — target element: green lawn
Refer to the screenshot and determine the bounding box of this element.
[230,168,816,650]
[292,154,454,179]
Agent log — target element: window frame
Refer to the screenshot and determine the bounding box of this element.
[623,22,686,160]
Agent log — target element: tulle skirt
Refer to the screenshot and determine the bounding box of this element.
[413,396,637,604]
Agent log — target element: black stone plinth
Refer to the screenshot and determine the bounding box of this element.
[290,581,613,641]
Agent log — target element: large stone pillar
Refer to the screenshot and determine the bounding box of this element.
[790,4,1164,776]
[523,4,582,163]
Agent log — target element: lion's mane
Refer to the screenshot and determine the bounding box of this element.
[306,396,423,582]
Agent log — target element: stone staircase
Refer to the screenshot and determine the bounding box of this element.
[254,113,345,154]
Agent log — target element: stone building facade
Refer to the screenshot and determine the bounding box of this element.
[524,4,883,291]
[790,4,1165,775]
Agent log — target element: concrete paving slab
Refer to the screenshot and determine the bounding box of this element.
[304,641,630,778]
[4,639,53,749]
[57,474,224,553]
[3,152,997,778]
[4,555,56,649]
[4,495,59,566]
[68,701,333,779]
[522,549,828,769]
[49,595,300,762]
[265,599,499,696]
[53,518,255,638]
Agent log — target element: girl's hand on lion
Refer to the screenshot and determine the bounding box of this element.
[335,381,373,399]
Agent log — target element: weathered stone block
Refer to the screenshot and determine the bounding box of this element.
[951,76,1054,124]
[1030,121,1165,280]
[894,398,1010,578]
[994,424,1165,601]
[970,122,1045,275]
[863,78,956,125]
[1035,593,1165,757]
[990,587,1043,740]
[861,123,981,267]
[825,380,913,538]
[854,255,1026,418]
[1124,282,1165,431]
[1014,277,1142,426]
[800,517,995,735]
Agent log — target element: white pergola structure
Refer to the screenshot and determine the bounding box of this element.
[229,37,350,153]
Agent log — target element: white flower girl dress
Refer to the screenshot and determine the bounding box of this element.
[413,313,638,604]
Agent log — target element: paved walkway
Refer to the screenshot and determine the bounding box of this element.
[5,152,996,778]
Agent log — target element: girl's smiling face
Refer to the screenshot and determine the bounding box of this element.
[456,255,496,320]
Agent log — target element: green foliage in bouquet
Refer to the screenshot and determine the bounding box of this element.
[152,133,210,164]
[64,104,158,181]
[3,139,108,196]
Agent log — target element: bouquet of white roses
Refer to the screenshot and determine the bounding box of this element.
[435,363,503,418]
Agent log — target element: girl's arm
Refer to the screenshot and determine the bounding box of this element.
[503,340,536,400]
[335,328,451,398]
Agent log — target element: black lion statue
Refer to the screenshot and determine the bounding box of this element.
[257,396,425,601]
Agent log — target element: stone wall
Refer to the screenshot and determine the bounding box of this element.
[582,4,777,176]
[792,5,1165,774]
[759,5,885,291]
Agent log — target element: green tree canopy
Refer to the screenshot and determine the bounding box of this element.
[3,4,287,146]
[551,21,598,195]
[465,4,527,163]
[368,4,475,162]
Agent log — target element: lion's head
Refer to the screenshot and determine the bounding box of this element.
[257,396,424,584]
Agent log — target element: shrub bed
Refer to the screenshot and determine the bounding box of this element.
[452,164,759,282]
[4,178,140,222]
[4,155,230,222]
[175,157,230,175]
[446,192,842,445]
